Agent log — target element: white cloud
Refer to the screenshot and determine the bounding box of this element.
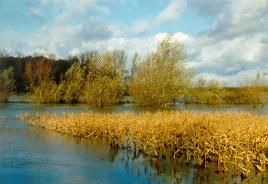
[25,16,117,57]
[132,19,151,35]
[156,0,186,24]
[172,32,192,43]
[188,0,228,17]
[130,0,187,35]
[44,0,96,13]
[26,8,44,21]
[70,48,80,56]
[182,0,268,85]
[42,0,109,24]
[79,32,191,57]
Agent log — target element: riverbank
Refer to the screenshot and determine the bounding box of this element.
[19,111,268,178]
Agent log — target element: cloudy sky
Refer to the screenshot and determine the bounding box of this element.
[0,0,267,85]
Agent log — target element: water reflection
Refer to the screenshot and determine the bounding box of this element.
[1,102,267,115]
[109,147,268,184]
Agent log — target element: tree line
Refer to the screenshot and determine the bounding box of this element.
[0,39,267,106]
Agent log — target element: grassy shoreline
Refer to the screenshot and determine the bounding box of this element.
[19,111,268,177]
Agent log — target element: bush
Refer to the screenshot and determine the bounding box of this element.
[31,80,61,104]
[82,76,125,107]
[0,92,8,103]
[81,51,126,107]
[185,80,224,105]
[62,63,85,103]
[0,67,15,102]
[223,87,264,105]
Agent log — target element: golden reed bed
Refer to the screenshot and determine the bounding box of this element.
[19,111,268,177]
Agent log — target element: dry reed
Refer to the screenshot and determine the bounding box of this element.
[19,111,268,177]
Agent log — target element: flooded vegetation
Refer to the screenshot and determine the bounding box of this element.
[20,110,268,179]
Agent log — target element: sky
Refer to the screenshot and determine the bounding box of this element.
[0,0,267,85]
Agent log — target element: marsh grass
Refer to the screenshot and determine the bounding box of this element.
[19,111,268,177]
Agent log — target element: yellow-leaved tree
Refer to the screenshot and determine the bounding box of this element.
[82,50,126,107]
[129,39,193,106]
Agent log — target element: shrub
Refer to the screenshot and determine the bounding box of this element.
[31,80,61,103]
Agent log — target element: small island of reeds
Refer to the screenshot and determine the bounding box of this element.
[19,111,268,178]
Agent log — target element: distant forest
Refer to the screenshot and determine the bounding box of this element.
[0,55,73,92]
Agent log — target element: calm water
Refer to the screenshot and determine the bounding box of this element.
[0,103,268,184]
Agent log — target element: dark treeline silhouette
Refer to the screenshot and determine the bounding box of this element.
[0,55,72,92]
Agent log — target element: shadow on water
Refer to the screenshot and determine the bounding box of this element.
[0,103,268,183]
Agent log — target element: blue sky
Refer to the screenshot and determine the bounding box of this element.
[0,0,212,35]
[0,0,267,85]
